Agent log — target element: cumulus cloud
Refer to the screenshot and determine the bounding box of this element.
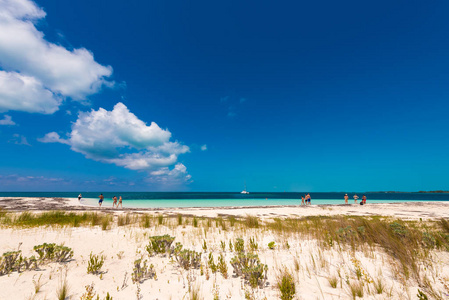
[0,71,61,114]
[201,144,207,151]
[0,0,112,113]
[39,102,191,183]
[0,114,15,125]
[37,132,69,144]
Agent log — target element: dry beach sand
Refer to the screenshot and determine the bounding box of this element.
[0,197,449,299]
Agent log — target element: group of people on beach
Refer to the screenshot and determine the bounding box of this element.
[98,194,123,208]
[300,193,311,205]
[299,193,367,206]
[345,193,367,205]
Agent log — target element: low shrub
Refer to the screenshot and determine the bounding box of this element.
[175,249,201,270]
[132,258,156,283]
[230,252,268,288]
[146,235,175,256]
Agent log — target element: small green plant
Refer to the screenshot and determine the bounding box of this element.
[220,241,226,252]
[268,241,276,250]
[249,237,258,251]
[80,283,96,300]
[217,254,228,278]
[157,214,163,225]
[276,268,296,300]
[177,214,183,225]
[229,240,233,252]
[146,235,175,256]
[202,240,207,252]
[235,238,245,253]
[208,253,217,273]
[417,289,429,300]
[131,258,156,283]
[193,217,198,227]
[87,252,105,275]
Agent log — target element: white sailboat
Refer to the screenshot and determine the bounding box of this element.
[241,183,249,194]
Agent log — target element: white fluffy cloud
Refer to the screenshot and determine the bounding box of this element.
[201,144,207,151]
[0,114,15,125]
[0,0,112,113]
[40,102,191,182]
[0,71,60,114]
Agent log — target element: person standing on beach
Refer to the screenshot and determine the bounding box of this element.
[344,194,349,204]
[78,194,82,201]
[98,194,104,207]
[118,196,123,208]
[353,194,359,204]
[306,193,311,205]
[301,196,305,206]
[361,195,367,205]
[112,196,117,208]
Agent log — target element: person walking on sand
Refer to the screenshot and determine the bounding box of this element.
[306,193,311,205]
[301,195,305,206]
[353,194,359,204]
[118,196,123,208]
[78,193,82,201]
[112,196,117,208]
[344,194,349,204]
[98,194,104,207]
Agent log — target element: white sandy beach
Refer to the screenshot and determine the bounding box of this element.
[1,197,449,299]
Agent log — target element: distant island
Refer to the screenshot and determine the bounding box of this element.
[418,190,449,193]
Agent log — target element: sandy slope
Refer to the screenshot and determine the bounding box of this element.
[0,198,448,299]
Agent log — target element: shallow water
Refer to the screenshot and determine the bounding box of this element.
[2,191,446,208]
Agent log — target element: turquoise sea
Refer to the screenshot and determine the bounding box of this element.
[1,192,448,208]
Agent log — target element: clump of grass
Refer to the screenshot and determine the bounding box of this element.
[33,274,44,294]
[177,214,183,225]
[373,277,385,294]
[276,268,296,300]
[228,216,236,227]
[190,284,202,300]
[328,275,338,288]
[244,215,259,228]
[117,214,132,226]
[268,241,276,250]
[157,214,164,225]
[348,281,363,299]
[193,217,198,227]
[56,275,69,300]
[140,214,151,228]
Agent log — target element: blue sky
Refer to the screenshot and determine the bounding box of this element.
[0,0,449,192]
